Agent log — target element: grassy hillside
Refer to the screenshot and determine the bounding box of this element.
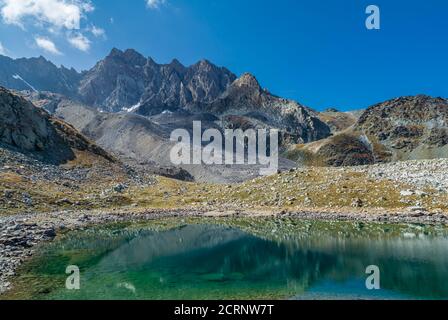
[2,153,448,216]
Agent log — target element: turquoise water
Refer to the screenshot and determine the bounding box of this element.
[8,218,448,300]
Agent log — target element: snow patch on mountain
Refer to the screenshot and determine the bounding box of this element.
[12,74,37,92]
[122,102,141,113]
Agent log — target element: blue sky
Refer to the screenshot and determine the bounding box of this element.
[0,0,447,111]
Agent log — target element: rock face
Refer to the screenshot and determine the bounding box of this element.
[294,95,448,167]
[20,90,169,162]
[0,87,73,162]
[0,55,81,97]
[23,92,297,183]
[0,49,237,115]
[78,48,237,114]
[5,50,448,168]
[0,49,331,145]
[355,95,448,161]
[0,87,112,164]
[194,73,331,143]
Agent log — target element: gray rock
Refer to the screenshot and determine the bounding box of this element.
[79,49,237,114]
[409,206,427,212]
[400,190,415,197]
[356,95,448,162]
[0,87,113,164]
[42,229,56,239]
[3,190,13,199]
[22,193,33,206]
[113,183,128,193]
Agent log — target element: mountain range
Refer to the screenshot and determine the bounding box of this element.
[0,55,81,96]
[0,48,329,144]
[1,48,447,182]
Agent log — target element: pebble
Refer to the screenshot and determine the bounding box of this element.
[356,159,448,192]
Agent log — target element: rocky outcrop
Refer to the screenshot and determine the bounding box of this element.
[314,134,375,166]
[0,86,73,163]
[0,87,112,164]
[297,95,448,167]
[285,133,375,167]
[196,73,331,143]
[355,95,448,161]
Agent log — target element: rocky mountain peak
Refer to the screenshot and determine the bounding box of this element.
[77,49,238,114]
[195,59,213,69]
[232,73,261,90]
[0,54,82,96]
[355,95,448,161]
[170,58,184,67]
[199,71,331,143]
[108,47,124,57]
[123,49,147,65]
[104,48,146,66]
[167,58,186,74]
[189,59,234,77]
[358,95,448,125]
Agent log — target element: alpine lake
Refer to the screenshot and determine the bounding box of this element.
[5,217,448,300]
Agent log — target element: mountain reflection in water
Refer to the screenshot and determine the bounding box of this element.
[11,222,448,300]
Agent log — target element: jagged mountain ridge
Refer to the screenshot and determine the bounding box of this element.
[78,48,237,114]
[0,55,81,97]
[3,50,447,169]
[287,95,448,166]
[0,49,331,145]
[79,50,330,143]
[0,49,238,114]
[192,73,330,143]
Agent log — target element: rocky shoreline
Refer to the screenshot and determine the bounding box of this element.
[1,208,447,296]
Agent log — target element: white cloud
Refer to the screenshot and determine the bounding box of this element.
[90,25,105,38]
[146,0,166,9]
[68,32,90,51]
[0,1,105,54]
[0,0,94,30]
[35,36,62,55]
[0,41,6,55]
